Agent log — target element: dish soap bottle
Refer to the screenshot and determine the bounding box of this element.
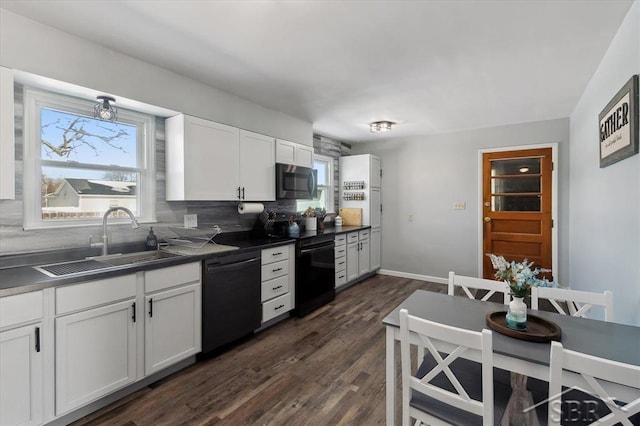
[288,217,300,237]
[146,227,158,250]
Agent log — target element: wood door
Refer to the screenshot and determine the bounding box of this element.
[482,148,553,279]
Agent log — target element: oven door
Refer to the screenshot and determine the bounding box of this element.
[294,236,335,316]
[276,163,317,199]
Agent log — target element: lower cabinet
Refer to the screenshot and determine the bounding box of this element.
[261,244,295,323]
[343,230,374,286]
[144,283,201,375]
[55,299,137,415]
[370,228,381,271]
[0,323,43,426]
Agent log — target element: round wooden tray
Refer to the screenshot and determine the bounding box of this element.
[486,311,562,342]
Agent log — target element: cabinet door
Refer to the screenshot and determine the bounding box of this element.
[370,155,381,188]
[346,242,359,282]
[370,187,381,228]
[295,144,314,168]
[358,239,370,276]
[145,283,201,376]
[275,139,296,164]
[0,66,15,200]
[239,130,275,201]
[55,300,137,415]
[0,323,43,426]
[370,228,381,272]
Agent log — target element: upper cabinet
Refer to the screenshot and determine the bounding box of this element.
[165,114,275,201]
[275,139,313,168]
[0,67,15,200]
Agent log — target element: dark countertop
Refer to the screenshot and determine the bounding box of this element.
[0,233,296,297]
[295,224,371,239]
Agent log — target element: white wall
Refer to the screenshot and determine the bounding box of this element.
[0,9,312,145]
[569,2,639,326]
[352,118,570,284]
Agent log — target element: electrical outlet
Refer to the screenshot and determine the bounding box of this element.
[184,214,198,228]
[453,201,466,210]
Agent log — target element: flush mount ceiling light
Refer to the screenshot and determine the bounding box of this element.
[519,167,530,173]
[369,121,394,133]
[93,95,118,122]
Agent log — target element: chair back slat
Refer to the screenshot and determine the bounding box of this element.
[399,309,495,426]
[532,287,614,321]
[448,271,510,305]
[548,341,640,426]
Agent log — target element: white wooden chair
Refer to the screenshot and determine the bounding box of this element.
[531,287,613,322]
[399,308,512,426]
[448,271,510,305]
[547,341,640,425]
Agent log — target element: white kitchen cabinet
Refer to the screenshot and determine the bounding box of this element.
[334,234,347,289]
[358,230,370,276]
[0,66,15,200]
[166,115,276,201]
[1,291,44,426]
[370,227,381,272]
[54,274,137,415]
[275,139,313,168]
[55,298,137,415]
[261,244,295,323]
[166,114,240,201]
[144,262,201,376]
[346,239,359,283]
[239,130,275,200]
[0,323,43,426]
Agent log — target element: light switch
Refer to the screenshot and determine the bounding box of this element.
[453,201,466,210]
[408,214,414,221]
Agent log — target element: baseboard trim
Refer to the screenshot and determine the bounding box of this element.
[378,269,447,285]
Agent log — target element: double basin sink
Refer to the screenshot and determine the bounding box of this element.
[34,250,181,277]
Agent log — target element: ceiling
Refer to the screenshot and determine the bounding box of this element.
[1,0,634,142]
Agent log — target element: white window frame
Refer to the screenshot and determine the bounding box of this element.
[296,154,335,213]
[23,88,156,229]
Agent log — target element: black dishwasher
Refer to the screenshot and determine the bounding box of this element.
[201,250,261,356]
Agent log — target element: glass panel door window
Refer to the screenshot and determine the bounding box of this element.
[490,157,542,212]
[24,89,155,228]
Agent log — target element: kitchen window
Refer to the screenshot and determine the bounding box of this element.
[297,154,335,213]
[23,88,155,229]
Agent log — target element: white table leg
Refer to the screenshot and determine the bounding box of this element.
[386,325,396,426]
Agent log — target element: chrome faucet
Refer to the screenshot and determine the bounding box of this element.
[101,207,139,256]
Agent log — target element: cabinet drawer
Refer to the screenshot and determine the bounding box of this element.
[145,262,200,293]
[56,275,136,315]
[261,260,288,281]
[334,245,347,259]
[335,256,347,273]
[262,293,291,323]
[359,230,370,240]
[347,232,359,244]
[336,271,347,287]
[334,234,347,247]
[0,291,43,328]
[262,246,289,265]
[261,275,289,302]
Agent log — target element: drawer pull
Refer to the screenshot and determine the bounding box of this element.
[272,285,283,290]
[338,275,345,279]
[272,267,283,272]
[35,327,41,353]
[274,304,285,310]
[338,261,345,265]
[272,252,283,256]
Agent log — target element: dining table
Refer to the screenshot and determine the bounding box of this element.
[382,290,640,425]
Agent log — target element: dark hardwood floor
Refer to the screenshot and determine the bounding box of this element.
[72,274,445,426]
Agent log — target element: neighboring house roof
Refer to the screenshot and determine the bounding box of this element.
[56,178,137,196]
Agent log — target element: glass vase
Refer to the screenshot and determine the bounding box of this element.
[506,296,527,330]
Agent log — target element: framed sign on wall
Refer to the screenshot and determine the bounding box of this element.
[599,74,638,168]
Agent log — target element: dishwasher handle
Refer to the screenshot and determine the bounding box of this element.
[299,244,334,256]
[206,256,260,273]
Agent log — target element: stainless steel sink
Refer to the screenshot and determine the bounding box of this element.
[34,250,181,277]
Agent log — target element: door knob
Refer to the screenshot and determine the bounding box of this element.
[484,217,491,223]
[484,201,490,207]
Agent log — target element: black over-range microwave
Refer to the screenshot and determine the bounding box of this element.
[276,163,317,200]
